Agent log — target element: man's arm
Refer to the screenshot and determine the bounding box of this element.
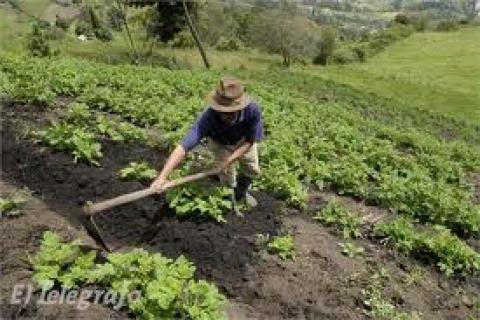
[222,104,264,172]
[151,145,186,190]
[151,111,208,190]
[221,141,253,173]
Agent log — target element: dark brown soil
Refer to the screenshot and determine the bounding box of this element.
[2,103,479,320]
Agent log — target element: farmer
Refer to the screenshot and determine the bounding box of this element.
[151,77,264,211]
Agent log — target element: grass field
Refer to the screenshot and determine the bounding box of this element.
[316,27,480,120]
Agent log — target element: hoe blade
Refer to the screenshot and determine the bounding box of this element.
[82,215,111,253]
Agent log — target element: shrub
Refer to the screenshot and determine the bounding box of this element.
[394,13,411,25]
[55,14,69,31]
[313,26,336,65]
[413,14,429,31]
[435,20,459,32]
[331,48,359,64]
[106,5,123,31]
[75,21,94,38]
[215,36,243,51]
[26,23,59,57]
[169,30,195,48]
[151,55,192,70]
[94,26,113,42]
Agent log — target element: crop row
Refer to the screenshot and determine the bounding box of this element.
[376,217,480,276]
[31,231,226,319]
[1,54,479,237]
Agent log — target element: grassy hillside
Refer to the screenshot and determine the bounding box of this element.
[317,27,480,120]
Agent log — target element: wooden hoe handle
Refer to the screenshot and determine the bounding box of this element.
[84,169,221,215]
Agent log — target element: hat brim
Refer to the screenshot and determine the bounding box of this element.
[206,90,251,113]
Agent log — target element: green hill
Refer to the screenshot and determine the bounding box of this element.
[315,26,480,120]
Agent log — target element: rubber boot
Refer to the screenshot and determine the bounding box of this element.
[234,175,258,208]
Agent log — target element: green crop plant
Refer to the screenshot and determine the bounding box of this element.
[314,200,361,239]
[267,235,295,261]
[119,161,158,182]
[35,122,102,166]
[166,183,232,223]
[339,242,364,258]
[2,53,480,271]
[30,231,227,320]
[96,114,146,142]
[0,195,27,217]
[362,269,420,320]
[164,162,233,223]
[376,218,480,276]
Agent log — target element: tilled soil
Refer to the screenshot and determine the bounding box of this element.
[1,103,479,320]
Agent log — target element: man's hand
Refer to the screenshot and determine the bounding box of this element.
[151,176,169,192]
[220,141,253,174]
[221,157,234,174]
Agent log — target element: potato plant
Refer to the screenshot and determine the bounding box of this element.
[31,231,227,320]
[267,235,295,261]
[376,217,480,276]
[0,195,27,217]
[35,122,103,166]
[314,200,361,239]
[2,53,480,272]
[119,161,158,182]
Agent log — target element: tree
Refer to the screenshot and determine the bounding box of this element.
[313,26,336,65]
[126,0,210,68]
[249,9,321,66]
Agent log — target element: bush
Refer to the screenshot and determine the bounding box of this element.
[74,21,94,38]
[55,14,69,31]
[435,20,459,32]
[331,48,359,64]
[413,14,429,31]
[394,13,410,25]
[313,26,336,65]
[106,5,123,31]
[27,23,58,57]
[151,55,192,70]
[94,26,113,42]
[169,30,195,48]
[215,36,243,51]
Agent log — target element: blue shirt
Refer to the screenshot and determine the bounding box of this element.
[181,102,264,151]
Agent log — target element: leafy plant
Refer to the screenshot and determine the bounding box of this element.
[35,122,102,165]
[376,218,480,275]
[96,114,146,142]
[362,269,420,320]
[3,53,480,274]
[31,231,227,319]
[339,242,364,258]
[0,194,27,217]
[166,184,232,223]
[267,235,295,261]
[314,200,361,239]
[119,161,157,182]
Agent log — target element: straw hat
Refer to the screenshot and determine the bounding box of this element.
[206,77,250,112]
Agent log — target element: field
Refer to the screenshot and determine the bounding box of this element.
[317,27,480,120]
[1,1,480,319]
[1,50,480,319]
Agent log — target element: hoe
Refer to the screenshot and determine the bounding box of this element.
[83,169,222,252]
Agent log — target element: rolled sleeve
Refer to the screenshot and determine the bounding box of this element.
[181,111,209,151]
[245,106,265,143]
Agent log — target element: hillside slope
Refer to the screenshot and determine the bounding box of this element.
[317,26,480,120]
